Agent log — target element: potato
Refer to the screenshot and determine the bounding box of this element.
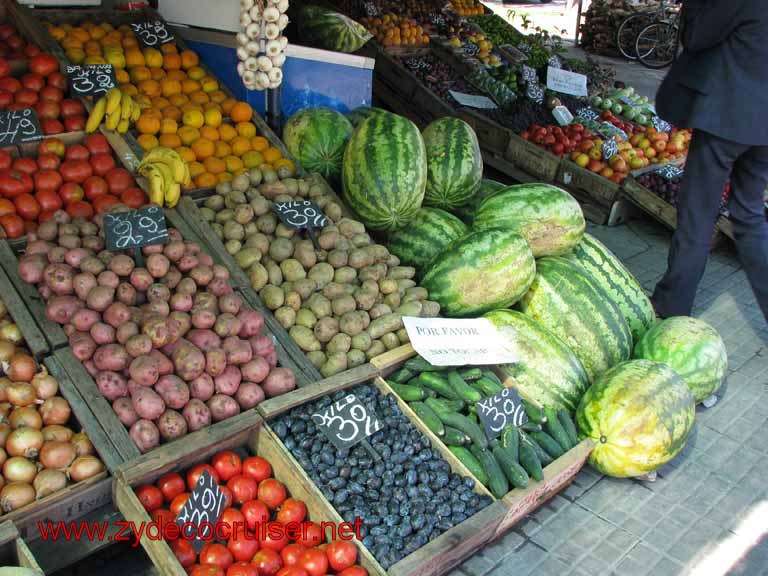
[158,409,188,441]
[108,254,134,277]
[307,294,331,318]
[112,397,138,427]
[396,301,423,317]
[161,267,182,290]
[369,303,392,320]
[146,283,170,303]
[131,387,166,421]
[264,260,283,285]
[274,306,295,329]
[348,248,373,270]
[103,302,131,328]
[186,329,221,353]
[177,254,199,273]
[214,313,242,338]
[333,266,357,284]
[245,233,270,255]
[322,282,345,300]
[314,317,340,344]
[83,236,105,252]
[190,373,215,401]
[171,341,206,381]
[143,300,170,318]
[189,265,214,287]
[64,248,89,268]
[347,349,366,368]
[191,309,217,330]
[143,243,164,255]
[144,254,170,279]
[320,353,348,377]
[318,231,338,251]
[204,348,226,378]
[262,368,296,397]
[422,300,441,317]
[293,241,317,269]
[207,394,240,422]
[168,293,192,313]
[307,351,326,369]
[259,285,285,311]
[289,325,321,352]
[280,259,306,283]
[308,262,334,287]
[236,309,264,338]
[388,266,416,280]
[214,365,242,396]
[351,233,372,248]
[70,333,97,361]
[219,293,243,316]
[72,308,101,332]
[249,334,275,358]
[155,375,190,410]
[130,268,153,292]
[338,219,365,238]
[350,331,372,352]
[93,344,130,372]
[79,256,104,276]
[213,265,230,281]
[142,315,171,348]
[18,253,47,284]
[365,340,386,360]
[256,213,278,235]
[250,196,269,215]
[267,237,292,263]
[116,282,137,306]
[354,289,377,311]
[378,278,398,295]
[248,263,269,292]
[125,334,152,358]
[130,419,160,453]
[48,246,67,264]
[236,382,265,410]
[90,322,116,345]
[96,371,128,401]
[381,332,401,351]
[223,336,253,365]
[339,311,365,337]
[293,278,316,301]
[327,333,352,354]
[295,308,317,329]
[36,221,58,241]
[396,328,409,344]
[43,263,74,296]
[180,399,210,432]
[383,292,401,309]
[129,355,160,387]
[98,270,120,289]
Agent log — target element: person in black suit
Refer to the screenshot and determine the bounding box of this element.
[652,0,768,321]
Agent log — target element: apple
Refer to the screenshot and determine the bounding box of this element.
[630,157,644,170]
[609,156,627,172]
[587,159,605,173]
[21,73,44,92]
[575,153,590,168]
[34,99,60,120]
[600,166,615,179]
[588,147,603,161]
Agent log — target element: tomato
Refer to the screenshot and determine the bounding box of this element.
[47,71,66,90]
[200,543,234,571]
[65,144,90,162]
[63,115,86,132]
[295,523,322,548]
[0,58,8,78]
[65,200,94,220]
[227,475,258,506]
[14,88,37,106]
[0,169,33,198]
[135,484,164,512]
[38,209,57,223]
[84,133,111,155]
[60,98,85,118]
[121,187,146,208]
[258,479,286,510]
[24,45,41,58]
[276,569,308,576]
[41,119,64,135]
[242,457,272,482]
[14,193,40,221]
[34,169,62,194]
[227,563,258,576]
[280,544,307,568]
[58,182,83,204]
[105,167,133,195]
[36,189,62,213]
[12,158,37,175]
[252,549,283,576]
[60,160,93,184]
[89,152,116,177]
[276,499,306,525]
[29,53,59,77]
[298,549,327,576]
[36,153,60,171]
[241,499,269,531]
[337,566,367,576]
[21,73,44,92]
[150,507,175,526]
[170,491,190,516]
[187,464,220,491]
[83,175,108,200]
[227,526,259,562]
[172,539,197,568]
[39,138,66,157]
[40,85,63,103]
[220,485,233,510]
[324,541,356,572]
[190,566,225,576]
[93,194,119,214]
[0,89,11,108]
[0,151,9,173]
[155,472,185,503]
[0,77,20,93]
[260,522,288,553]
[213,451,242,482]
[0,198,14,217]
[217,507,245,541]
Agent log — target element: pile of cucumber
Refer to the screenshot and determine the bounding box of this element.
[387,356,581,498]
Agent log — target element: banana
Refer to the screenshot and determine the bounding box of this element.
[117,118,129,134]
[86,97,107,133]
[141,148,186,184]
[130,102,141,122]
[141,165,166,206]
[105,108,120,131]
[152,161,176,199]
[164,181,181,208]
[105,87,122,116]
[120,93,133,123]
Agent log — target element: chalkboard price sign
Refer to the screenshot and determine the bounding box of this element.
[0,109,43,146]
[66,64,116,96]
[175,470,227,552]
[651,115,671,133]
[104,206,169,251]
[131,21,174,48]
[312,394,383,450]
[657,163,684,181]
[602,138,619,160]
[576,107,599,122]
[274,200,329,230]
[476,387,528,441]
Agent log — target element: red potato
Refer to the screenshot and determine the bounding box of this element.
[73,272,97,301]
[214,365,242,396]
[18,253,47,284]
[146,254,170,278]
[207,394,240,422]
[64,248,91,268]
[112,397,138,427]
[44,263,75,295]
[213,265,230,280]
[171,340,205,381]
[208,277,233,297]
[129,355,160,387]
[241,356,270,384]
[187,329,221,352]
[83,360,98,378]
[236,382,265,410]
[154,375,190,409]
[177,255,199,273]
[26,239,54,255]
[165,316,185,347]
[65,324,78,337]
[129,268,153,292]
[129,419,159,453]
[170,292,193,312]
[147,283,171,302]
[169,311,192,336]
[214,314,242,338]
[264,348,277,368]
[96,371,128,401]
[163,241,185,262]
[158,409,188,441]
[48,247,68,264]
[72,308,101,332]
[142,243,164,255]
[125,334,152,357]
[198,253,214,267]
[176,278,197,295]
[184,241,200,254]
[39,285,53,299]
[162,338,184,357]
[46,295,83,324]
[70,332,97,361]
[192,292,218,312]
[103,302,131,328]
[218,293,242,315]
[142,315,171,348]
[117,322,139,345]
[90,322,116,345]
[79,256,105,276]
[86,285,114,311]
[249,335,275,358]
[182,399,211,432]
[168,229,182,242]
[262,368,296,398]
[83,236,104,252]
[129,307,144,325]
[149,350,173,376]
[189,265,214,286]
[116,282,137,305]
[127,379,140,396]
[191,309,216,330]
[97,270,119,288]
[223,337,252,365]
[96,250,113,266]
[143,300,170,317]
[160,267,182,290]
[189,373,214,401]
[131,386,165,420]
[205,348,227,377]
[59,235,82,250]
[93,344,130,371]
[108,254,134,277]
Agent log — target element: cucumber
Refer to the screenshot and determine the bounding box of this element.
[523,400,546,424]
[443,426,471,446]
[448,372,483,403]
[417,373,459,400]
[431,398,466,413]
[390,367,414,383]
[426,398,488,449]
[469,379,487,396]
[481,370,503,386]
[449,446,488,486]
[521,422,543,433]
[500,425,519,461]
[529,430,565,459]
[459,368,483,381]
[404,356,448,373]
[520,430,553,466]
[492,443,529,489]
[475,376,504,397]
[470,445,509,498]
[467,411,479,425]
[559,409,579,448]
[518,435,544,481]
[544,407,572,451]
[410,402,445,437]
[388,381,427,401]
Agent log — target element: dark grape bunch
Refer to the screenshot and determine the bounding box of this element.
[637,172,731,213]
[397,53,483,103]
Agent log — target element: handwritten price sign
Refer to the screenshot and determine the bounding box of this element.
[274,200,329,230]
[131,21,174,48]
[104,206,169,251]
[175,470,227,552]
[476,388,528,441]
[0,109,43,146]
[67,65,116,96]
[312,394,383,449]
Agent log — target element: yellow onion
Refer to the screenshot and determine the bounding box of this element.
[0,342,15,365]
[41,425,74,443]
[7,353,36,383]
[8,406,42,430]
[40,397,70,426]
[0,423,10,445]
[31,370,58,400]
[0,376,10,401]
[39,441,76,470]
[33,469,68,499]
[0,447,6,468]
[3,456,37,483]
[0,402,10,421]
[6,428,43,458]
[0,481,35,512]
[68,455,104,483]
[0,322,22,345]
[71,433,94,457]
[7,382,36,407]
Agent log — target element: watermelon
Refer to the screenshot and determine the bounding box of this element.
[422,118,483,209]
[283,107,353,183]
[342,113,427,231]
[576,359,695,477]
[299,5,372,53]
[485,310,589,413]
[634,316,727,403]
[421,228,535,317]
[473,184,585,257]
[519,257,632,382]
[387,207,468,271]
[453,178,506,224]
[566,234,655,342]
[347,106,389,127]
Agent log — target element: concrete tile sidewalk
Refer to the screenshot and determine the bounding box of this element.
[452,220,768,576]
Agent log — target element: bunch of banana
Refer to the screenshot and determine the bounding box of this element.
[85,87,143,134]
[137,147,191,208]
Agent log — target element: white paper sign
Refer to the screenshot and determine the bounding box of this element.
[403,317,518,366]
[449,90,498,110]
[546,66,588,97]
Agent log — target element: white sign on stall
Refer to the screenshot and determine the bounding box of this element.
[546,66,588,97]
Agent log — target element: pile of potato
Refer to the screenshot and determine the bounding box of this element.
[199,171,440,377]
[16,212,296,453]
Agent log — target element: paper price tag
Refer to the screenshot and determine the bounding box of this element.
[552,105,573,126]
[175,470,227,552]
[546,66,588,97]
[476,388,528,441]
[273,200,329,230]
[312,394,383,450]
[104,206,169,251]
[131,21,174,48]
[0,109,43,146]
[618,95,635,106]
[449,90,498,110]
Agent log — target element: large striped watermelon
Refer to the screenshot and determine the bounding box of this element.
[421,228,535,317]
[566,234,655,342]
[453,178,506,224]
[519,257,632,382]
[342,113,427,231]
[299,5,372,53]
[422,118,483,209]
[347,106,389,127]
[283,107,353,183]
[387,207,468,271]
[634,317,727,403]
[576,359,695,477]
[485,309,589,413]
[473,184,585,257]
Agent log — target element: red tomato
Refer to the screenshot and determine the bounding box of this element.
[227,526,259,562]
[36,153,60,171]
[260,522,288,553]
[172,539,197,568]
[84,133,111,155]
[298,549,327,576]
[40,85,63,103]
[23,220,37,235]
[0,59,8,78]
[21,73,44,92]
[296,523,322,548]
[29,53,58,77]
[39,137,65,157]
[14,88,37,106]
[36,189,62,213]
[281,544,307,568]
[220,485,234,510]
[0,198,14,217]
[190,566,225,576]
[12,158,37,175]
[5,35,22,51]
[60,98,85,118]
[14,193,40,221]
[0,77,20,93]
[41,118,64,135]
[47,71,67,91]
[337,567,367,576]
[217,507,245,541]
[170,491,190,516]
[93,194,119,214]
[0,150,10,171]
[150,508,175,526]
[276,499,306,525]
[58,182,83,204]
[0,169,33,198]
[34,169,62,194]
[276,569,308,576]
[65,144,90,162]
[187,464,220,491]
[65,200,94,220]
[258,479,286,510]
[242,457,272,482]
[227,563,258,576]
[241,499,270,531]
[0,89,11,108]
[200,543,234,571]
[252,549,283,576]
[24,45,41,58]
[83,175,108,200]
[213,451,242,482]
[89,152,116,177]
[121,187,146,208]
[227,475,258,506]
[156,472,185,503]
[60,160,93,184]
[105,167,133,195]
[135,484,164,512]
[324,541,356,572]
[38,209,57,223]
[64,115,86,132]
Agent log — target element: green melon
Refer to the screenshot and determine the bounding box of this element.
[283,107,353,183]
[473,183,585,257]
[346,106,389,127]
[453,178,506,224]
[387,207,468,271]
[299,5,373,53]
[577,359,695,477]
[633,316,727,403]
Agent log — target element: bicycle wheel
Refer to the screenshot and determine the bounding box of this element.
[636,22,680,69]
[616,13,652,60]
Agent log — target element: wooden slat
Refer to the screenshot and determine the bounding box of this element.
[370,343,415,376]
[15,536,42,572]
[0,264,48,359]
[557,160,621,207]
[460,109,512,159]
[506,134,563,182]
[622,176,677,230]
[0,521,43,572]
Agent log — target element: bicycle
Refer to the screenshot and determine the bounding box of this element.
[615,0,676,60]
[635,7,680,69]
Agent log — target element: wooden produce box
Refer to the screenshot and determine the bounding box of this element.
[0,0,44,76]
[0,521,43,573]
[506,134,563,183]
[557,160,622,208]
[621,175,678,231]
[460,108,513,163]
[371,345,595,539]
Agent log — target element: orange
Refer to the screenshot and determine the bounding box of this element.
[162,105,183,122]
[143,108,163,121]
[181,79,201,94]
[84,40,102,55]
[203,156,226,175]
[194,172,217,188]
[188,161,206,179]
[241,151,264,168]
[137,134,159,151]
[84,55,107,65]
[133,94,152,109]
[136,114,161,135]
[204,108,222,128]
[122,36,139,49]
[150,67,167,80]
[191,138,215,160]
[120,83,138,96]
[250,136,269,152]
[180,50,199,69]
[130,66,151,83]
[181,102,203,114]
[163,52,182,70]
[90,26,106,40]
[203,101,220,112]
[176,146,196,163]
[214,140,232,158]
[65,50,86,64]
[168,93,190,107]
[187,65,205,81]
[160,79,182,97]
[178,126,200,146]
[200,77,219,93]
[218,124,237,142]
[125,48,145,67]
[144,47,163,68]
[49,26,66,40]
[137,79,160,97]
[189,90,210,105]
[160,118,178,134]
[230,102,253,123]
[230,136,251,156]
[235,122,256,139]
[273,158,296,175]
[209,90,228,104]
[199,126,220,142]
[115,69,130,84]
[224,155,244,172]
[71,28,90,43]
[182,109,204,129]
[262,147,282,164]
[160,42,178,54]
[153,97,171,109]
[220,98,237,115]
[159,133,182,148]
[165,69,186,82]
[217,172,233,183]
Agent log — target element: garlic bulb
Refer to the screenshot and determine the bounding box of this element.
[270,52,286,68]
[265,22,280,40]
[239,12,252,26]
[265,39,282,57]
[243,70,256,84]
[239,0,286,90]
[237,61,245,76]
[236,32,249,46]
[279,35,288,49]
[240,0,254,9]
[257,55,273,72]
[246,22,260,40]
[278,0,289,13]
[236,46,249,61]
[268,68,283,83]
[277,14,289,30]
[263,6,280,22]
[246,40,260,55]
[249,6,261,20]
[245,56,259,71]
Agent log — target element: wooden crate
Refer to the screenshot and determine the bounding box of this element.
[622,176,677,231]
[506,134,562,183]
[0,521,43,573]
[557,160,621,208]
[374,49,421,103]
[461,108,512,160]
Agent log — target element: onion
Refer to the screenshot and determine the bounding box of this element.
[42,425,74,443]
[0,343,15,365]
[8,353,36,383]
[33,469,68,499]
[39,441,76,470]
[0,481,35,512]
[7,382,36,406]
[0,322,22,345]
[0,402,9,421]
[3,456,37,483]
[0,423,10,445]
[6,428,43,458]
[0,447,6,467]
[68,455,104,483]
[40,397,71,426]
[31,371,58,400]
[71,432,94,457]
[9,406,42,430]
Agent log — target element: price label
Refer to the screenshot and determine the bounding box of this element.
[449,90,498,110]
[312,394,383,450]
[404,58,430,72]
[618,95,635,106]
[602,138,619,160]
[0,109,43,146]
[656,164,684,181]
[651,115,671,133]
[548,55,562,69]
[429,13,446,27]
[66,64,116,96]
[546,66,588,97]
[476,388,528,441]
[462,43,480,57]
[521,65,537,84]
[576,107,600,122]
[104,206,169,251]
[273,200,329,230]
[526,83,545,104]
[552,105,573,126]
[175,470,227,552]
[131,21,174,48]
[362,0,379,17]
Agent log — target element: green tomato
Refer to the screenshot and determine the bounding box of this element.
[612,103,623,114]
[591,96,603,107]
[636,114,648,125]
[601,98,613,110]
